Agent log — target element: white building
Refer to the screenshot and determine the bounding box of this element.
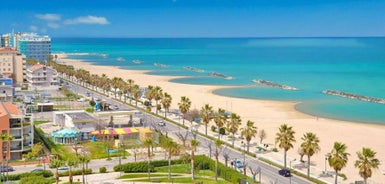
[26,64,58,88]
[16,33,51,62]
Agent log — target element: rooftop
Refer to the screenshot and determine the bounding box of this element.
[66,112,96,122]
[0,102,22,118]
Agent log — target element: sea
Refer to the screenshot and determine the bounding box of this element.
[52,37,385,125]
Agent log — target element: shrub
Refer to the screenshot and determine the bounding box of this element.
[219,127,226,135]
[99,166,107,173]
[272,148,278,152]
[85,107,94,113]
[89,100,96,107]
[0,170,53,181]
[19,175,54,184]
[211,125,217,132]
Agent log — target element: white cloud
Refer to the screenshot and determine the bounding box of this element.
[47,22,60,29]
[29,25,38,32]
[64,15,109,25]
[35,14,61,21]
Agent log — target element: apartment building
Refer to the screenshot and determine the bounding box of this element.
[0,47,26,84]
[0,102,33,160]
[0,73,14,102]
[16,33,51,62]
[26,63,58,88]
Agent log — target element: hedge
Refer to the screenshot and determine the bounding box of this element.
[58,168,93,177]
[19,175,55,184]
[114,161,155,173]
[0,170,53,181]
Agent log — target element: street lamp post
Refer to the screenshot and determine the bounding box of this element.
[289,158,296,184]
[324,153,330,175]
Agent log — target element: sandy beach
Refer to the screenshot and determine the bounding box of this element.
[58,54,385,183]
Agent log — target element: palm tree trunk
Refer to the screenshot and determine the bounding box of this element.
[56,169,59,184]
[334,170,338,184]
[307,155,311,178]
[247,141,250,152]
[82,162,85,184]
[69,168,73,184]
[191,150,195,180]
[283,150,287,169]
[148,147,151,180]
[232,132,235,147]
[215,157,218,181]
[168,153,171,180]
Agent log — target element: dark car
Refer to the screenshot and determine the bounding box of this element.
[278,169,291,177]
[0,166,14,172]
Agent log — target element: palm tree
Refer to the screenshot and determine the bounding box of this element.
[300,132,320,178]
[355,147,380,184]
[163,138,177,180]
[214,108,227,140]
[200,104,214,136]
[112,77,123,99]
[328,142,350,184]
[143,138,153,179]
[240,120,258,152]
[49,158,64,184]
[126,79,135,104]
[178,96,191,126]
[275,124,296,169]
[190,139,200,180]
[1,133,13,182]
[67,158,78,184]
[131,84,141,106]
[214,139,223,181]
[78,155,90,184]
[227,113,242,147]
[161,92,172,118]
[153,86,163,114]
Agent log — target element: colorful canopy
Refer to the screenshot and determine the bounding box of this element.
[52,128,80,138]
[91,128,139,135]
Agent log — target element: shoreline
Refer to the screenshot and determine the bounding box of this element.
[56,54,385,182]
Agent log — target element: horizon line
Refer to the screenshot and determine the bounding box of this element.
[51,35,385,39]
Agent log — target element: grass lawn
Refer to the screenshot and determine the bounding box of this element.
[119,173,181,179]
[155,164,191,174]
[83,141,128,159]
[130,176,232,184]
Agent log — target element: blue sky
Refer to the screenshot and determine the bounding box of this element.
[0,0,384,37]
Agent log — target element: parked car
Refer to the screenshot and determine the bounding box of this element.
[158,121,166,126]
[0,166,14,172]
[77,98,85,102]
[278,169,291,177]
[31,168,44,173]
[58,167,69,172]
[113,104,119,110]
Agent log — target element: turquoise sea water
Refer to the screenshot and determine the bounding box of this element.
[52,37,385,124]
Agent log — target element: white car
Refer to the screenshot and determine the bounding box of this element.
[77,98,85,102]
[158,121,166,126]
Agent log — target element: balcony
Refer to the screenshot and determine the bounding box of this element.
[10,146,21,151]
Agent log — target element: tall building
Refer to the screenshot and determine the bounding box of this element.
[0,102,33,160]
[0,47,26,84]
[16,33,51,62]
[1,33,17,48]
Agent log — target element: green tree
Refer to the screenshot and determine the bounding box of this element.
[131,84,141,106]
[143,138,154,179]
[227,113,241,147]
[300,132,320,178]
[161,92,172,118]
[275,124,296,169]
[200,104,214,136]
[328,142,350,184]
[214,108,227,140]
[153,86,163,114]
[214,139,223,181]
[190,139,200,180]
[240,120,258,152]
[78,155,90,184]
[49,158,64,184]
[162,138,178,180]
[355,147,380,184]
[67,158,79,184]
[178,96,191,126]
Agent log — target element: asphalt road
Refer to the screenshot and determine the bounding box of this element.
[50,80,312,184]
